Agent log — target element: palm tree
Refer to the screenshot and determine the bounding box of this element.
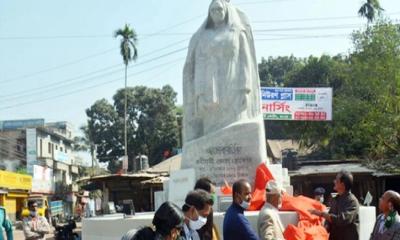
[358,0,384,23]
[114,24,138,171]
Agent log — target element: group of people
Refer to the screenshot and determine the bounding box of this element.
[123,170,400,240]
[122,177,218,240]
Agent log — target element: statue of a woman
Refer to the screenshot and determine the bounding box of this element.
[183,0,262,142]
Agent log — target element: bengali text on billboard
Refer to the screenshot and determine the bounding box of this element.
[261,87,332,121]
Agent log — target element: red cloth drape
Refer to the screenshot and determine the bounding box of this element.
[218,163,329,240]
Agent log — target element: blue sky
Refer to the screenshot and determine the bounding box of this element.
[0,0,399,134]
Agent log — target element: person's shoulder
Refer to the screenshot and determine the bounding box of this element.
[226,204,237,214]
[376,213,385,219]
[259,204,275,215]
[348,192,360,204]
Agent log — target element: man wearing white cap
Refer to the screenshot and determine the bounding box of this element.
[257,180,285,240]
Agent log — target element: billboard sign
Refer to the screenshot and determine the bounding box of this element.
[261,87,332,121]
[0,119,44,130]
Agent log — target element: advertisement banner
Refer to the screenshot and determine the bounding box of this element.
[26,128,38,175]
[261,87,332,121]
[32,165,54,194]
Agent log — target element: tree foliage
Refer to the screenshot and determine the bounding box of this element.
[85,85,179,172]
[260,20,400,161]
[358,0,384,23]
[114,24,138,66]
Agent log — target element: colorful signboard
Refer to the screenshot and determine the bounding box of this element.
[261,87,332,121]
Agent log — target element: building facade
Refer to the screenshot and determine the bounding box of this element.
[0,119,81,219]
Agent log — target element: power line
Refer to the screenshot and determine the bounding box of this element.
[0,47,187,101]
[255,34,349,41]
[0,30,353,105]
[0,12,198,84]
[0,137,27,158]
[1,38,189,96]
[0,32,355,109]
[0,24,364,42]
[237,0,296,5]
[0,47,118,84]
[252,11,400,23]
[253,24,362,32]
[0,57,185,111]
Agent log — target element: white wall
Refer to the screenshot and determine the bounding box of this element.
[83,207,375,240]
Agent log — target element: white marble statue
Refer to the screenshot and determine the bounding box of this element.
[182,0,267,185]
[183,0,262,142]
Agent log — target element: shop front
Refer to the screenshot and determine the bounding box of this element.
[0,170,32,221]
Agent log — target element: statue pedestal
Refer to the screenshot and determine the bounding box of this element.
[182,116,268,186]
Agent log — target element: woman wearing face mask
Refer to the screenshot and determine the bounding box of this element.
[181,189,214,240]
[122,201,184,240]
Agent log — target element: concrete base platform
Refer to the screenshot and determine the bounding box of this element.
[82,207,375,240]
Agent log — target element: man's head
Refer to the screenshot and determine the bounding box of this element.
[28,201,38,217]
[265,180,282,209]
[314,187,326,203]
[194,177,216,194]
[334,170,353,194]
[232,179,252,209]
[379,190,400,215]
[182,189,214,230]
[195,177,216,205]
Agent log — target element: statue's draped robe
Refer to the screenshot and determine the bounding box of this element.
[183,3,262,142]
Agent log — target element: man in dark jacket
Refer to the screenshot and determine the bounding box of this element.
[223,179,259,240]
[310,170,359,240]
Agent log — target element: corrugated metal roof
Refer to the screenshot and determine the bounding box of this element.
[76,172,159,183]
[145,154,182,174]
[289,163,376,177]
[141,176,169,185]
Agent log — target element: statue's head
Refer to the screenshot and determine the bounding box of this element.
[206,0,229,28]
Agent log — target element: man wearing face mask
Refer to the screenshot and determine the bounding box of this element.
[223,179,259,240]
[181,189,214,240]
[23,201,51,240]
[257,180,284,240]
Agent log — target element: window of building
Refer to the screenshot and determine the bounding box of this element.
[48,142,51,154]
[55,145,58,150]
[60,147,63,152]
